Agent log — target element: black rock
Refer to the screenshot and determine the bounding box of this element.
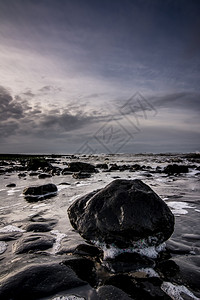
[26,158,53,171]
[68,179,174,248]
[104,252,155,273]
[97,285,133,300]
[62,255,97,287]
[38,173,52,179]
[23,183,57,201]
[164,164,189,175]
[6,183,16,187]
[0,232,23,241]
[0,263,87,300]
[73,243,103,258]
[104,275,171,300]
[72,172,92,179]
[64,161,97,173]
[24,222,55,232]
[96,163,108,169]
[13,234,55,254]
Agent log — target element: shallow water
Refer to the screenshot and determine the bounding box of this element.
[0,153,200,299]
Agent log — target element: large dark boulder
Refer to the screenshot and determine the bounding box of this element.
[0,263,86,300]
[64,161,97,173]
[163,164,189,175]
[26,158,53,171]
[23,183,57,201]
[68,179,174,249]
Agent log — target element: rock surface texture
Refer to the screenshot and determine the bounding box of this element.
[68,179,174,248]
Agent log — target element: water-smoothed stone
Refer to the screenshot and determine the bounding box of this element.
[24,222,55,232]
[62,255,97,287]
[38,173,52,179]
[104,275,171,300]
[97,285,133,300]
[0,263,87,300]
[68,179,174,249]
[0,232,23,241]
[164,164,189,175]
[26,158,53,171]
[104,252,155,273]
[64,162,97,173]
[73,243,103,258]
[23,183,57,201]
[72,172,92,179]
[6,183,16,187]
[13,234,55,254]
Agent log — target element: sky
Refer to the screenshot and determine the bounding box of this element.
[0,0,200,154]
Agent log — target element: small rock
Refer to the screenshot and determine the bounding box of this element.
[13,234,55,254]
[0,263,87,300]
[6,183,16,187]
[23,183,57,202]
[24,222,55,232]
[73,244,103,258]
[97,285,133,300]
[38,173,52,179]
[62,255,97,287]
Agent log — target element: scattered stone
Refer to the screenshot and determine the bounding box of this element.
[24,222,55,232]
[38,173,52,179]
[97,285,133,300]
[72,172,92,179]
[104,252,155,273]
[29,172,39,176]
[26,158,53,171]
[23,183,58,201]
[5,183,16,187]
[68,179,174,249]
[0,263,87,300]
[13,234,55,254]
[164,164,189,175]
[0,232,23,241]
[18,172,26,177]
[73,244,103,258]
[62,255,97,287]
[64,162,97,173]
[96,163,108,169]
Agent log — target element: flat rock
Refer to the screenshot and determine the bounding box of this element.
[23,183,57,201]
[13,234,55,254]
[0,263,87,300]
[24,222,55,232]
[68,179,174,248]
[97,285,133,300]
[163,164,189,174]
[64,162,97,173]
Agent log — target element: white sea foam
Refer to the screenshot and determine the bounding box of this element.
[0,241,7,254]
[161,282,199,300]
[0,225,25,233]
[167,201,195,216]
[137,268,160,277]
[52,296,85,300]
[93,238,166,259]
[50,230,67,254]
[7,189,21,195]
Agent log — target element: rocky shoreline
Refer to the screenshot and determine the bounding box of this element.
[0,154,200,299]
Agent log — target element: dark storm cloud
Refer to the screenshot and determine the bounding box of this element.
[152,92,200,111]
[0,85,107,140]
